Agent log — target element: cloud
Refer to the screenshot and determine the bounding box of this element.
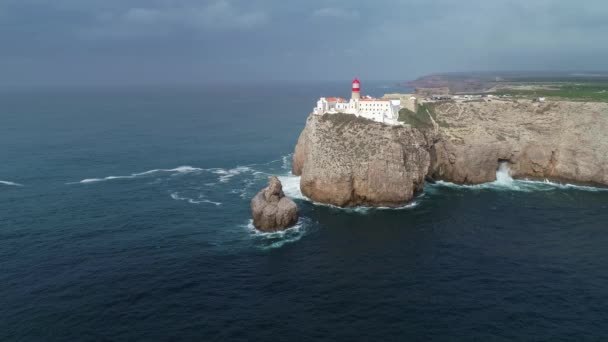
[79,0,268,39]
[200,0,267,31]
[313,7,359,19]
[3,0,608,85]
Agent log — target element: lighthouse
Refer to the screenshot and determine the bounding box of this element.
[351,78,361,100]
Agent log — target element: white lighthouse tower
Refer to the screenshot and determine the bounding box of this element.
[351,78,361,100]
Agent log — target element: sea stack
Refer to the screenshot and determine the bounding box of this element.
[251,176,299,232]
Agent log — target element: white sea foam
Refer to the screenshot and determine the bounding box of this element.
[517,179,608,192]
[277,175,306,200]
[495,162,514,187]
[168,166,202,173]
[281,154,293,171]
[212,166,254,183]
[73,165,204,184]
[432,162,608,193]
[170,192,221,206]
[0,180,23,187]
[244,218,307,249]
[277,174,419,212]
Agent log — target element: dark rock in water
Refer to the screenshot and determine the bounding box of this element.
[251,176,298,232]
[425,175,436,184]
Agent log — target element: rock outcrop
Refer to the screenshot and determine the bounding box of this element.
[292,99,608,208]
[293,114,431,207]
[428,99,608,185]
[251,176,299,231]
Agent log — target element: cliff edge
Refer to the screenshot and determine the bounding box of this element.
[293,114,430,207]
[293,99,608,208]
[429,99,608,185]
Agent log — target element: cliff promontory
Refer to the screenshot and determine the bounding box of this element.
[428,99,608,185]
[293,99,608,207]
[292,114,430,207]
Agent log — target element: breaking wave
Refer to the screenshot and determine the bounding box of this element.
[0,180,23,187]
[244,218,308,250]
[212,166,255,183]
[277,174,419,212]
[432,162,608,193]
[277,175,307,200]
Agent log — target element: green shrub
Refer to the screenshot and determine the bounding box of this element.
[398,103,436,129]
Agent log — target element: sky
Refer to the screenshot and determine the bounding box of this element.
[2,0,608,85]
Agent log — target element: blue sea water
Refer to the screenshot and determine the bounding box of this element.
[2,82,608,341]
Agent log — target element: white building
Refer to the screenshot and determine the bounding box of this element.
[313,78,402,125]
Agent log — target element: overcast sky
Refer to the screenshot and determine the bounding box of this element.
[2,0,608,85]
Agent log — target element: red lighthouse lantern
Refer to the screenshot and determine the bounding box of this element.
[351,78,361,100]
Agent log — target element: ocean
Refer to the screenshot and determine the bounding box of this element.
[2,82,608,341]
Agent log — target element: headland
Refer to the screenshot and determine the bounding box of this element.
[294,73,608,207]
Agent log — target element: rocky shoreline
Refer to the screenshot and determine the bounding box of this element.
[293,99,608,207]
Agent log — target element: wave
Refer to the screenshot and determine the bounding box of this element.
[317,199,420,213]
[431,163,608,193]
[170,192,221,206]
[212,166,255,183]
[517,179,608,192]
[72,166,204,184]
[244,218,308,250]
[277,174,419,212]
[281,154,293,171]
[0,180,23,187]
[277,175,307,200]
[432,179,608,193]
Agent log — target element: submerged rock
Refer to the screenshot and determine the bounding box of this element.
[251,176,298,231]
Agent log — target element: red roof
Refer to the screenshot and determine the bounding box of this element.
[352,78,360,84]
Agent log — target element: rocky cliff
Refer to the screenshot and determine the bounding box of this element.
[429,99,608,185]
[292,114,430,207]
[292,99,608,207]
[251,176,299,231]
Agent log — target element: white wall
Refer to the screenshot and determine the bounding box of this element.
[314,97,401,125]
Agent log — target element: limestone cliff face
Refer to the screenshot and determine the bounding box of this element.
[293,114,430,207]
[292,100,608,208]
[428,100,608,186]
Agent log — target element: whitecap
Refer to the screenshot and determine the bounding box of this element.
[72,165,204,184]
[0,180,23,187]
[168,166,202,173]
[170,192,221,206]
[212,166,254,183]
